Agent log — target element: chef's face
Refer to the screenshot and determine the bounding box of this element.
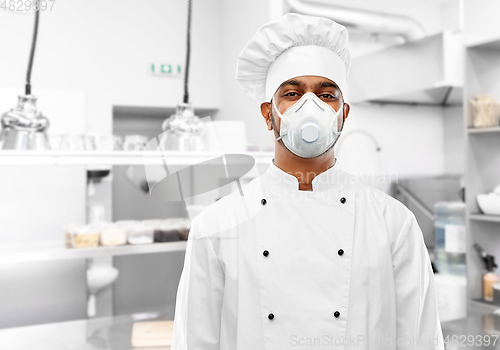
[260,75,350,142]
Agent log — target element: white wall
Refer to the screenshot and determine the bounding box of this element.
[440,0,464,176]
[441,0,463,32]
[335,103,445,178]
[443,105,465,174]
[216,0,275,151]
[463,0,500,44]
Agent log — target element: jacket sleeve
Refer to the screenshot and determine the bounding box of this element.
[392,210,445,350]
[171,214,225,350]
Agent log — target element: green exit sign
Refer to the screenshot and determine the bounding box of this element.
[151,63,182,76]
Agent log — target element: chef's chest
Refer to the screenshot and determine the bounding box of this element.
[215,189,389,280]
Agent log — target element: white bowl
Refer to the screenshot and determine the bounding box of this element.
[477,193,500,215]
[87,266,119,294]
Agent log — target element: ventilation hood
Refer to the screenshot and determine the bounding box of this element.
[348,31,463,106]
[286,0,426,42]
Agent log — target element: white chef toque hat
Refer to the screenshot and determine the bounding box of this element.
[235,13,351,104]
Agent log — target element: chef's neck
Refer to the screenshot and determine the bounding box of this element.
[273,146,336,191]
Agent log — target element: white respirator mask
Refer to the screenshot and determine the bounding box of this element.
[272,92,344,158]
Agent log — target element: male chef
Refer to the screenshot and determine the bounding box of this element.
[172,13,445,350]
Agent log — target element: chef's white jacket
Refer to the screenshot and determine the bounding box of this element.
[172,159,445,350]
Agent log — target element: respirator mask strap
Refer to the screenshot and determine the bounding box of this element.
[333,102,345,134]
[271,97,283,120]
[272,98,287,141]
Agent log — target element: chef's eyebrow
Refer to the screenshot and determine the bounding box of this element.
[316,81,340,91]
[279,79,304,88]
[279,79,339,91]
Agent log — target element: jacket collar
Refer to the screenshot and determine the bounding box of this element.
[265,158,344,191]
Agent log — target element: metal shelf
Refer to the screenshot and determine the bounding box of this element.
[471,298,500,312]
[466,35,500,50]
[464,31,500,320]
[0,151,274,166]
[469,214,500,223]
[468,126,500,134]
[0,240,187,263]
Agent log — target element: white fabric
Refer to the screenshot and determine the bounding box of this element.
[236,13,351,103]
[172,159,445,350]
[265,45,347,103]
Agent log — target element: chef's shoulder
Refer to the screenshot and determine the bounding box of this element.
[353,179,416,249]
[193,176,262,234]
[354,180,410,216]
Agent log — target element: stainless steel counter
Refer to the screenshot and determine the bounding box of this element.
[1,311,500,350]
[441,313,500,349]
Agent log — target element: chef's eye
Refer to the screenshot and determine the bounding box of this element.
[319,94,335,99]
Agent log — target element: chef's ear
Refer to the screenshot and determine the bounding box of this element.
[342,103,350,124]
[260,101,273,131]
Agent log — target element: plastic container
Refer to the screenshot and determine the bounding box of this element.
[64,224,78,248]
[177,218,191,241]
[152,218,191,242]
[100,223,127,246]
[434,201,466,276]
[154,219,181,242]
[68,224,100,248]
[127,221,155,245]
[470,94,500,128]
[115,220,138,240]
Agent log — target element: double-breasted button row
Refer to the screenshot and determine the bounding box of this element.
[263,249,342,257]
[268,312,340,320]
[264,196,345,204]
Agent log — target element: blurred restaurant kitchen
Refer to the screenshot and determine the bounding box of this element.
[1,0,500,348]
